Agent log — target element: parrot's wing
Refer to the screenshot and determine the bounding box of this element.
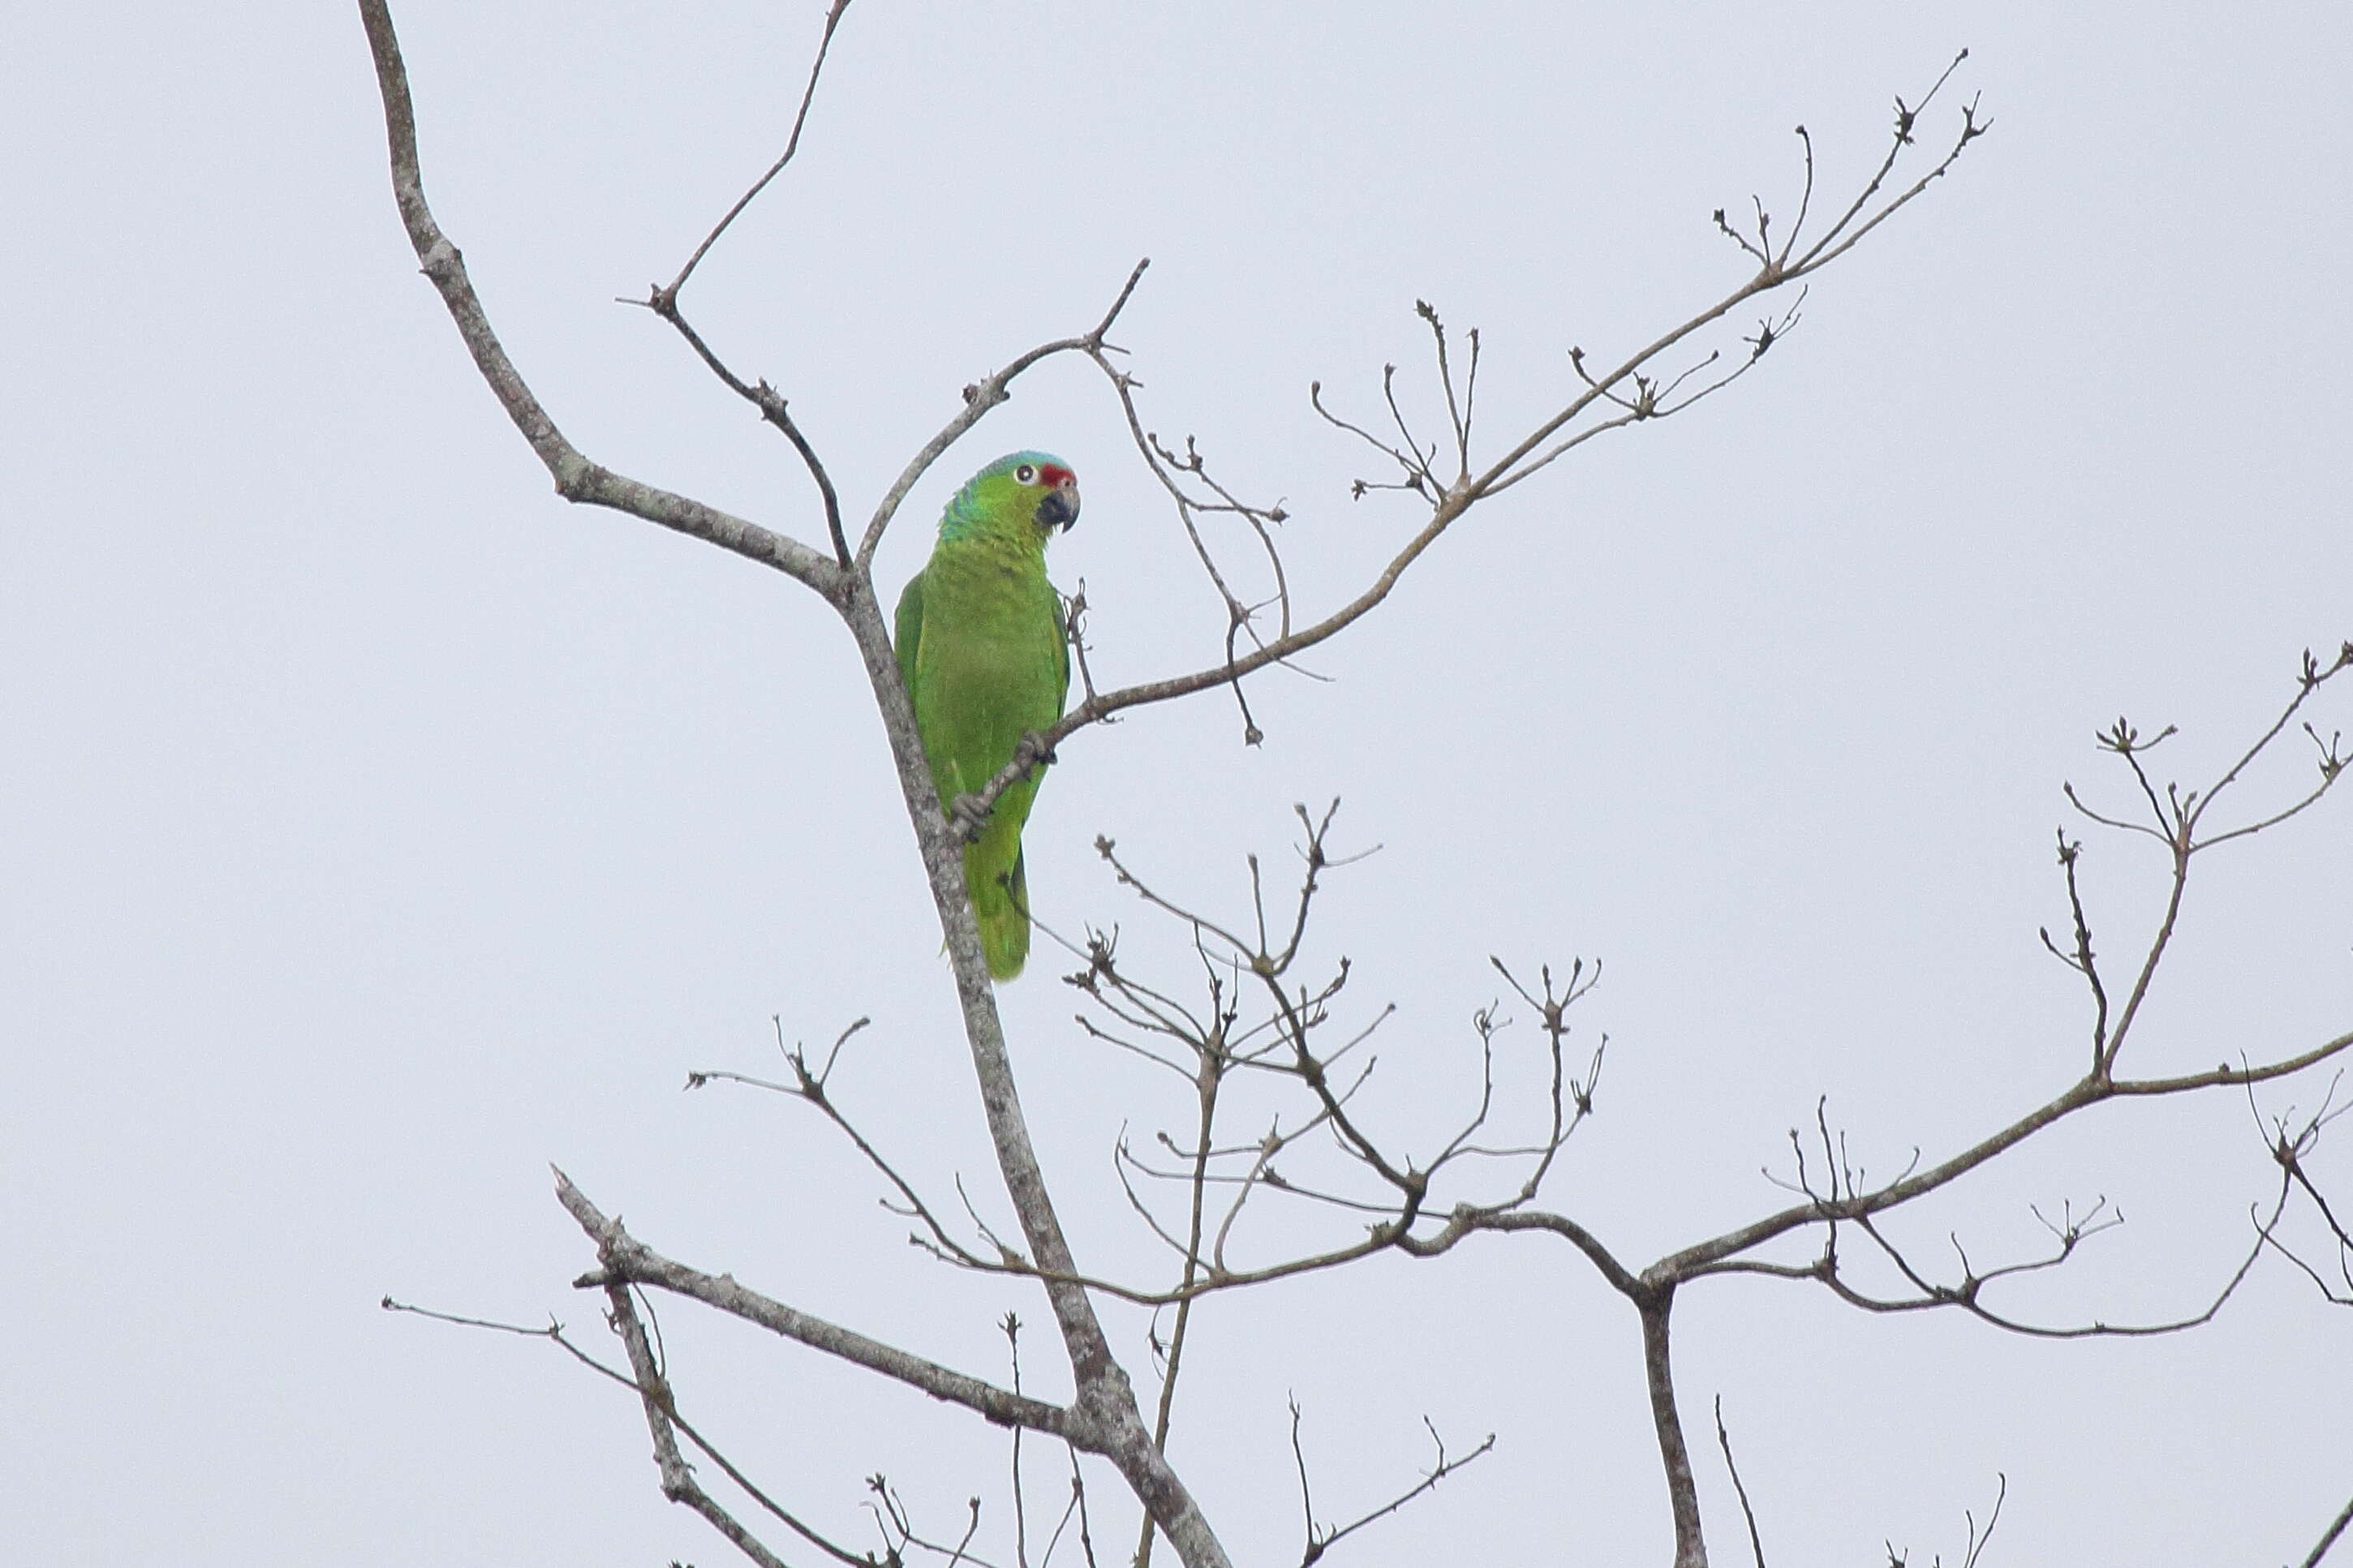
[1051,588,1071,714]
[893,567,927,700]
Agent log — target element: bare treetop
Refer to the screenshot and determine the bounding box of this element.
[353,5,2352,1566]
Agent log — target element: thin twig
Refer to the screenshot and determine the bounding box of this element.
[660,0,854,301]
[1713,1397,1769,1568]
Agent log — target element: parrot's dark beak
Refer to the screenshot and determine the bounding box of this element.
[1036,483,1081,533]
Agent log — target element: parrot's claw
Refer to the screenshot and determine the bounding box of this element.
[948,793,991,844]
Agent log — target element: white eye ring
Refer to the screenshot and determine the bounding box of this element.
[1015,463,1038,484]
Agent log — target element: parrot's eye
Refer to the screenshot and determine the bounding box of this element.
[1014,463,1038,485]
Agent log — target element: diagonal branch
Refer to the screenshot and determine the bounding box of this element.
[1630,1029,2353,1285]
[557,1168,1076,1439]
[2302,1492,2353,1568]
[634,294,853,566]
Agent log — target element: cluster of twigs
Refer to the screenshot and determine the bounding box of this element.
[1053,805,1605,1304]
[1878,1473,2006,1568]
[2261,1073,2353,1310]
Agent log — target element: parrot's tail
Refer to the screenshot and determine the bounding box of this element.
[969,842,1031,982]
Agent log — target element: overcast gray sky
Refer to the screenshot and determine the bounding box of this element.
[5,2,2349,1563]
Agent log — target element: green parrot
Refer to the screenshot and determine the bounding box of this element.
[894,450,1080,982]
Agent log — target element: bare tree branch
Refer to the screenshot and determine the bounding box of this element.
[557,1167,1075,1438]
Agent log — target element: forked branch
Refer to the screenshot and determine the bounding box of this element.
[355,0,842,594]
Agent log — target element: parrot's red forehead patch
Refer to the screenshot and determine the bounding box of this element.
[1037,462,1076,488]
